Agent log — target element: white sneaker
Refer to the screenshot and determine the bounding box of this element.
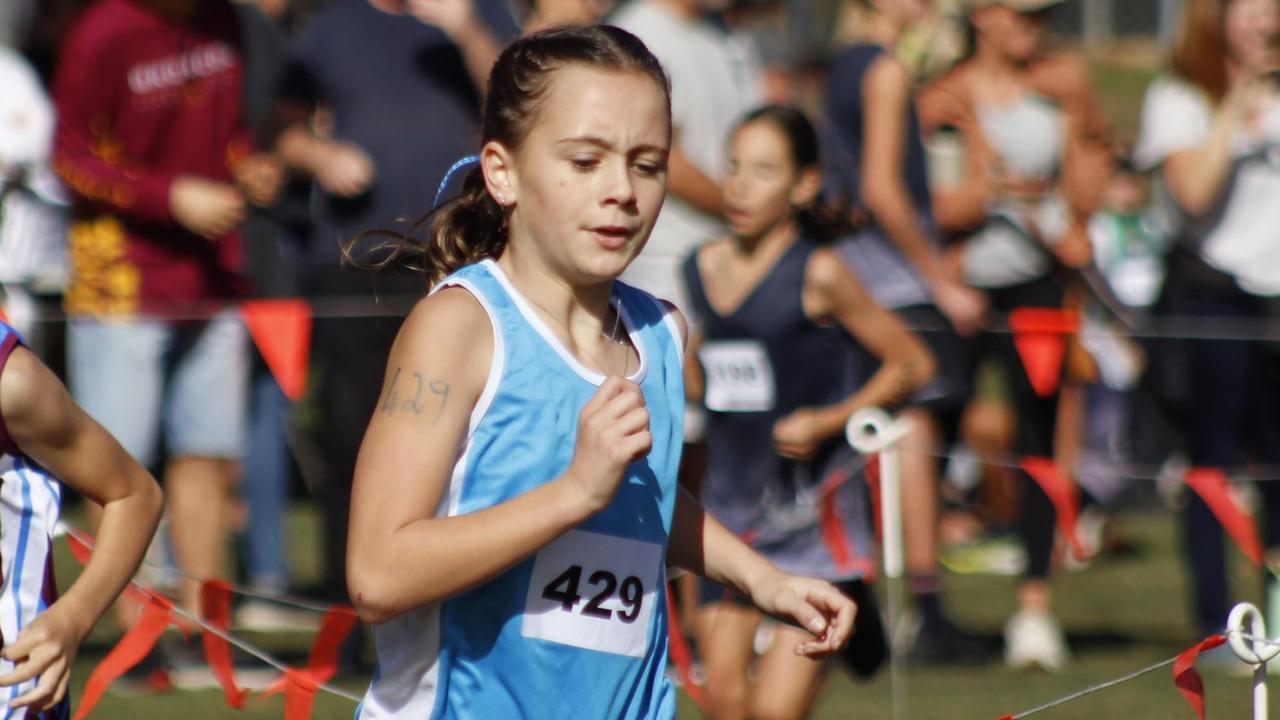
[1004,609,1069,672]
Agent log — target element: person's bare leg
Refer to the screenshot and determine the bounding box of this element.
[167,456,234,617]
[696,602,760,720]
[749,623,829,720]
[900,408,941,581]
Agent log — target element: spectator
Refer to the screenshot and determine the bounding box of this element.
[825,0,987,666]
[52,0,279,637]
[918,0,1112,671]
[231,0,312,631]
[1133,0,1280,639]
[272,0,519,605]
[611,0,764,323]
[0,45,69,353]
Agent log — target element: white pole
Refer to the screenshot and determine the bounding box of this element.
[847,408,913,720]
[1227,602,1275,720]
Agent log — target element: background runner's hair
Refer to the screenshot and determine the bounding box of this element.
[737,104,853,241]
[344,24,672,288]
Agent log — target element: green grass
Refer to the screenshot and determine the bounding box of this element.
[61,507,1265,718]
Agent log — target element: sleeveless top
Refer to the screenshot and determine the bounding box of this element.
[356,259,685,720]
[0,324,68,720]
[962,93,1067,289]
[825,43,935,310]
[681,238,875,580]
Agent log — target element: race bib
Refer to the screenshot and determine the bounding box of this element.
[522,529,662,658]
[699,340,775,412]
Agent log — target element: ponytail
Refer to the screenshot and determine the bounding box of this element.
[343,166,508,289]
[343,25,670,289]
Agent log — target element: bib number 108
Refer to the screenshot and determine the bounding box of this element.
[541,565,644,623]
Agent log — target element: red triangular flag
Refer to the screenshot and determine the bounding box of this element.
[1185,468,1263,566]
[0,306,8,324]
[664,585,707,712]
[200,580,249,708]
[241,300,312,401]
[1020,457,1086,561]
[262,604,358,698]
[1173,635,1226,720]
[283,668,319,720]
[1009,308,1078,397]
[74,595,173,720]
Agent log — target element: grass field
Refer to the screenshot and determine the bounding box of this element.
[61,503,1266,719]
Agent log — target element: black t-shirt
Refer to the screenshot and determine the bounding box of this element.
[280,0,519,267]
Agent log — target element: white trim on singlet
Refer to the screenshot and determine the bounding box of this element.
[358,278,507,719]
[430,276,506,518]
[647,294,685,367]
[481,259,648,386]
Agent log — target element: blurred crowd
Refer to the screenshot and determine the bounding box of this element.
[3,0,1280,695]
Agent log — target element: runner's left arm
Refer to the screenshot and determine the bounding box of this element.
[0,346,162,710]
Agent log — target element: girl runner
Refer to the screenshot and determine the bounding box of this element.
[344,26,856,719]
[684,105,933,719]
[0,322,163,716]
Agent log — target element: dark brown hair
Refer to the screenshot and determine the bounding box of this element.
[1170,0,1230,102]
[345,25,671,287]
[736,104,852,240]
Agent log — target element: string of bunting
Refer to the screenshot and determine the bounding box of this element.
[61,527,360,719]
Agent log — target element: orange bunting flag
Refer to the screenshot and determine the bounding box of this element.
[1019,457,1086,561]
[1185,468,1263,566]
[263,605,358,700]
[200,580,249,708]
[1009,308,1078,397]
[0,305,8,325]
[241,300,312,401]
[664,585,707,712]
[1173,635,1226,720]
[283,668,319,720]
[74,595,173,720]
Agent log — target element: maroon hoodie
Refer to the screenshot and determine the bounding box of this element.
[53,0,250,316]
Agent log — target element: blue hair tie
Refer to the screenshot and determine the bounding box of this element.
[433,154,481,208]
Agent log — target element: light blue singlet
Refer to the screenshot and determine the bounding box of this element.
[356,259,686,719]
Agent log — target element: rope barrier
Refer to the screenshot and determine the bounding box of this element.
[5,297,1280,342]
